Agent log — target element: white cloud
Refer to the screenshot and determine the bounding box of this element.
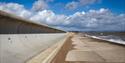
[32,0,48,11]
[30,10,55,23]
[30,10,68,25]
[61,8,125,31]
[0,3,125,31]
[0,3,32,18]
[0,3,24,14]
[65,0,100,10]
[65,1,78,10]
[19,10,32,18]
[79,0,99,5]
[45,0,54,2]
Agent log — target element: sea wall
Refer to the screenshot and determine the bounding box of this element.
[0,11,65,34]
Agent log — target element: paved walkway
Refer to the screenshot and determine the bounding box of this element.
[65,34,125,63]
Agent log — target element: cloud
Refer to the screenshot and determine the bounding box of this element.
[0,3,32,18]
[79,0,99,6]
[60,8,125,31]
[0,3,24,14]
[30,10,68,26]
[32,0,48,11]
[65,1,78,10]
[0,3,125,31]
[30,8,125,31]
[45,0,54,2]
[30,10,55,23]
[65,0,100,10]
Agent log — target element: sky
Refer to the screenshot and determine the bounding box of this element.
[0,0,125,31]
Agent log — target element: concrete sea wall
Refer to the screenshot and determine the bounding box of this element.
[0,11,66,63]
[0,11,65,34]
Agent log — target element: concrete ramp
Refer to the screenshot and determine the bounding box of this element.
[0,33,66,63]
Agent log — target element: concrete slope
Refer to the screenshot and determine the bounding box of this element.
[0,10,65,34]
[0,33,66,63]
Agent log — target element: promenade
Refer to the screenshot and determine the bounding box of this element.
[65,33,125,63]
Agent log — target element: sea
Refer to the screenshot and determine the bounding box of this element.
[81,32,125,45]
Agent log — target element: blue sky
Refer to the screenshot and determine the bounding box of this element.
[0,0,125,31]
